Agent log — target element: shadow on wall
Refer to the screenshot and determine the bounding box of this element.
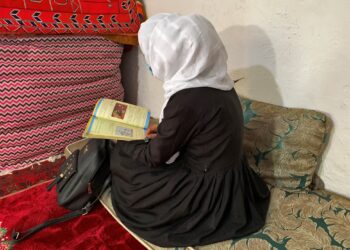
[219,25,284,106]
[120,46,139,104]
[220,25,329,189]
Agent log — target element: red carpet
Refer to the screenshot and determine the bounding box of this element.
[0,168,146,250]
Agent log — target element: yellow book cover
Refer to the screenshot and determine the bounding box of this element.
[83,98,151,141]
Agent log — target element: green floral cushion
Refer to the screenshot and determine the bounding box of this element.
[197,187,350,250]
[240,97,331,190]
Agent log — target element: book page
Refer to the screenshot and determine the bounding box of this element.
[83,117,146,141]
[93,99,150,129]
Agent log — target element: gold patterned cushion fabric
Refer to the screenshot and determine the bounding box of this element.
[240,97,331,190]
[197,187,350,250]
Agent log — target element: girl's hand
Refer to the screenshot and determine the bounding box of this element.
[146,124,158,139]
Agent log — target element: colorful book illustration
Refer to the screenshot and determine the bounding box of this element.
[83,98,151,141]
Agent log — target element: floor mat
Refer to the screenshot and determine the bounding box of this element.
[0,181,146,250]
[0,157,64,198]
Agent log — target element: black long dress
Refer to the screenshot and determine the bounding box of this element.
[109,87,270,247]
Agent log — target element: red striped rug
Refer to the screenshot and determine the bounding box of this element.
[0,35,124,173]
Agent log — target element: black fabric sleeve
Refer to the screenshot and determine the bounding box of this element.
[131,96,200,167]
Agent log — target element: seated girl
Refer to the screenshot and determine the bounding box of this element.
[109,13,270,247]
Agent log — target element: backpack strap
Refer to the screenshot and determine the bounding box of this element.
[10,202,92,244]
[10,176,111,244]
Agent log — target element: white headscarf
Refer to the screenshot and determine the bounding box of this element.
[138,13,234,121]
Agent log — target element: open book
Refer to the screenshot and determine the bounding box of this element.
[83,98,151,141]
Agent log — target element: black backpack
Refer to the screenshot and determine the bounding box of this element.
[11,139,111,243]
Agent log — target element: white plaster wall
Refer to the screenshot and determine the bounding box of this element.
[121,0,350,198]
